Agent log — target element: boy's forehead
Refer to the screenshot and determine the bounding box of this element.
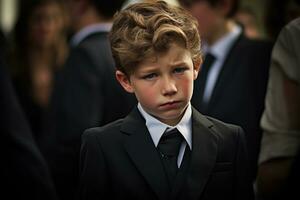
[148,42,188,58]
[139,44,192,66]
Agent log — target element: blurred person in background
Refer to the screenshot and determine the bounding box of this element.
[256,16,300,200]
[8,0,69,147]
[255,1,300,199]
[44,0,136,199]
[1,31,57,200]
[178,0,273,183]
[234,6,261,39]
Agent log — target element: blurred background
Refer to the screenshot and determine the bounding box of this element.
[0,0,268,38]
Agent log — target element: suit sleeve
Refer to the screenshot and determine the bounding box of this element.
[79,130,110,199]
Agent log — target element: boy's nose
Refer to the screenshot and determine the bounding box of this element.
[161,77,177,96]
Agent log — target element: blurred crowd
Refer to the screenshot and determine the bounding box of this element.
[0,0,299,199]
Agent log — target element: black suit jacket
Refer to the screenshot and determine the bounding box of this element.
[0,50,57,200]
[79,107,254,200]
[192,34,273,180]
[44,31,136,199]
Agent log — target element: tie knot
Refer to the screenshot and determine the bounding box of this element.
[158,128,183,158]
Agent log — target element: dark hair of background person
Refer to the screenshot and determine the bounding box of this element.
[178,0,239,17]
[264,0,300,41]
[91,0,127,18]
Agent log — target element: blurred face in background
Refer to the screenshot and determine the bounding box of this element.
[64,0,82,32]
[181,0,230,45]
[28,2,66,48]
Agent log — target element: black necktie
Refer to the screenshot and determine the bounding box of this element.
[157,128,183,186]
[197,52,216,108]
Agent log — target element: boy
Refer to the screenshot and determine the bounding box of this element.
[79,1,254,199]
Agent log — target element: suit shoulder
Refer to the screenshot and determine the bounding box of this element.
[238,36,273,52]
[203,116,247,158]
[207,116,242,131]
[76,33,112,63]
[83,119,124,139]
[192,108,243,138]
[205,115,245,140]
[79,32,109,48]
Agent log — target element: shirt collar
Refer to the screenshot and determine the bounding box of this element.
[203,24,242,61]
[70,23,112,47]
[137,103,192,149]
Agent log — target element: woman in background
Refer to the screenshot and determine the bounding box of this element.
[8,0,69,146]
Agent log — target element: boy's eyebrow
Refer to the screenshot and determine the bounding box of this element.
[139,61,190,72]
[138,67,158,74]
[166,60,191,68]
[170,61,189,67]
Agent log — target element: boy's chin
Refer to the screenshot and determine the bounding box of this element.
[156,112,185,126]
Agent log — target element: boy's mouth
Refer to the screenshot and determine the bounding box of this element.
[159,100,181,109]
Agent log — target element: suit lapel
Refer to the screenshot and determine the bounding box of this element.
[183,107,219,200]
[121,108,169,200]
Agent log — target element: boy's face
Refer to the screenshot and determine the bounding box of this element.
[116,43,200,126]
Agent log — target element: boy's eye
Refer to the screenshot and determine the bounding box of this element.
[142,73,157,80]
[173,67,187,74]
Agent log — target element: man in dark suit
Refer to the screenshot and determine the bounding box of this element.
[43,0,136,199]
[0,34,57,200]
[79,1,254,199]
[178,0,273,181]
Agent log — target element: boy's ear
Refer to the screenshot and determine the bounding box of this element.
[115,70,134,93]
[193,57,202,80]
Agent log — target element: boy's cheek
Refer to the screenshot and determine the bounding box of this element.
[180,78,194,95]
[139,88,159,107]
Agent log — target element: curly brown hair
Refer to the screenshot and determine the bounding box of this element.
[109,0,202,75]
